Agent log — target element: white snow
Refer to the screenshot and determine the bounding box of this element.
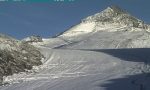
[59,22,96,37]
[32,38,69,49]
[1,48,150,90]
[1,6,150,90]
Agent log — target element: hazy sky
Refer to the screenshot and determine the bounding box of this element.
[0,0,150,39]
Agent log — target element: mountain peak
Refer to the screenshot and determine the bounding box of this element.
[108,5,126,14]
[82,6,147,29]
[82,6,129,23]
[58,6,148,38]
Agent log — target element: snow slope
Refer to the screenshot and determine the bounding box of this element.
[1,6,150,90]
[59,22,96,37]
[1,48,150,90]
[58,30,150,49]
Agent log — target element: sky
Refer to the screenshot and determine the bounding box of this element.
[0,0,150,39]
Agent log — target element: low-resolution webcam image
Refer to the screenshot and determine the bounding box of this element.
[0,0,150,90]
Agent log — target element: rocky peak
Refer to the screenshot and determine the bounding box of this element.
[82,5,126,22]
[108,5,127,15]
[82,6,147,29]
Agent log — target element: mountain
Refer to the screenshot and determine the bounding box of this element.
[1,6,150,90]
[33,6,150,49]
[59,5,148,37]
[56,6,150,49]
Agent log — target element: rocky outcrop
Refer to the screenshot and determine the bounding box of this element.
[0,34,43,85]
[22,35,43,43]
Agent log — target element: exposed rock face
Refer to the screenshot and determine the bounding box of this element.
[0,34,43,84]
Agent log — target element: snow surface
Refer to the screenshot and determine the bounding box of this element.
[32,38,69,48]
[1,6,150,90]
[1,48,150,90]
[58,31,150,49]
[59,22,96,37]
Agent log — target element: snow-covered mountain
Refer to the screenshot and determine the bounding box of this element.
[1,6,150,90]
[59,5,148,38]
[33,6,150,49]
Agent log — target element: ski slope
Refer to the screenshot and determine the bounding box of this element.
[1,6,150,90]
[1,47,150,90]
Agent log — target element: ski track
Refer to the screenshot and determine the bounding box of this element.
[1,6,150,90]
[0,47,149,90]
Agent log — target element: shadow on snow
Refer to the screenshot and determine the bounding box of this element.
[90,48,150,64]
[89,48,150,90]
[99,73,150,90]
